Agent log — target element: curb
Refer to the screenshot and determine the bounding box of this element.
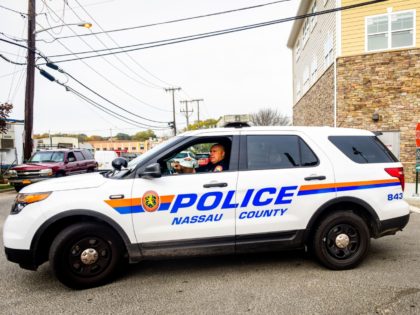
[409,205,420,214]
[0,188,15,193]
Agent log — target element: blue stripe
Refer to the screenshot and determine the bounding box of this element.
[298,182,400,196]
[158,203,171,211]
[336,182,400,192]
[298,187,336,196]
[113,206,134,214]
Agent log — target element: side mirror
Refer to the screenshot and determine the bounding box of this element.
[140,163,161,178]
[112,157,128,171]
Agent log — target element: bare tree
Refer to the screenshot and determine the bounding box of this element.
[251,108,291,126]
[0,103,13,134]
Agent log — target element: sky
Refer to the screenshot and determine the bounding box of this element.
[0,0,299,137]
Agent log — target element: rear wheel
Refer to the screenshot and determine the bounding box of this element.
[312,211,370,270]
[49,223,124,289]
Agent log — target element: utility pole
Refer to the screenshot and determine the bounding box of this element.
[191,99,204,123]
[24,0,36,160]
[165,87,181,136]
[180,100,193,128]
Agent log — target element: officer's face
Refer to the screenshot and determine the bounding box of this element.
[209,145,225,164]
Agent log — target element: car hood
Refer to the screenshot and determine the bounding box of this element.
[20,172,107,193]
[12,162,61,171]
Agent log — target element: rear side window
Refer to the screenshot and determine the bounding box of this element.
[329,136,398,163]
[74,151,85,161]
[82,150,94,160]
[246,135,318,170]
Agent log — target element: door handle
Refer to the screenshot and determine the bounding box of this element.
[109,194,124,199]
[203,182,228,188]
[304,175,326,181]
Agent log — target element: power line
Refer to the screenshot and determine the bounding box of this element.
[0,4,27,17]
[44,0,387,64]
[49,0,292,41]
[37,68,171,130]
[71,0,172,88]
[67,0,165,89]
[55,66,170,124]
[40,0,163,91]
[0,54,26,66]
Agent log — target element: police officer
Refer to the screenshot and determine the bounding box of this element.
[172,143,228,174]
[196,143,228,172]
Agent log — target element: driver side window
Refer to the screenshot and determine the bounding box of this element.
[67,152,76,163]
[159,137,232,176]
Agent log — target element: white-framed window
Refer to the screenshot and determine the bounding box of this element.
[324,32,333,69]
[366,10,415,52]
[296,39,301,61]
[311,56,318,82]
[311,0,317,32]
[303,66,310,90]
[296,80,301,98]
[303,18,310,46]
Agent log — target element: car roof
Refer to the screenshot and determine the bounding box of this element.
[179,126,374,137]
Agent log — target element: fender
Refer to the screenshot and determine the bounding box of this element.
[30,209,142,266]
[305,196,381,239]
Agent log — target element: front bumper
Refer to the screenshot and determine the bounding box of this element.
[4,247,37,270]
[375,214,410,238]
[8,177,50,186]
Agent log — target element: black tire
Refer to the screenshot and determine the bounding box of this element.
[49,223,124,289]
[312,211,370,270]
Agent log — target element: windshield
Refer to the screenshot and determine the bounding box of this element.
[174,152,188,158]
[126,136,182,170]
[30,151,65,162]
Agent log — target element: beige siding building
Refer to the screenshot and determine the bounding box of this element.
[288,0,420,182]
[88,140,151,154]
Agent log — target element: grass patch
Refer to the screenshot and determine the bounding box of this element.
[0,184,13,190]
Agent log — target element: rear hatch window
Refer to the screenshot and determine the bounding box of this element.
[329,136,398,163]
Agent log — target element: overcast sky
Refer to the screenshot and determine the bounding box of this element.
[0,0,299,137]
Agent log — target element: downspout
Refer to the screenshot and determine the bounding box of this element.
[335,0,342,128]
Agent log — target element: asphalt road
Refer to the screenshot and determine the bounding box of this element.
[0,190,419,315]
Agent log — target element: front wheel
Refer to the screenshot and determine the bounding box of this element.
[49,223,124,289]
[312,211,370,270]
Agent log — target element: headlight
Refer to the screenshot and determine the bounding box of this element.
[5,170,17,177]
[11,192,52,214]
[39,168,53,176]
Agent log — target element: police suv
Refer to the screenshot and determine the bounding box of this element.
[3,127,410,289]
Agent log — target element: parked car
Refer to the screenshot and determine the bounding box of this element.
[5,149,97,192]
[171,151,199,168]
[120,152,139,162]
[95,151,119,171]
[3,126,409,289]
[195,153,210,166]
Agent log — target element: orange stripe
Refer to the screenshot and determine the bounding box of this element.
[160,195,175,203]
[105,198,141,208]
[300,179,399,191]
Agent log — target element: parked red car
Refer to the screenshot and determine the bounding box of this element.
[195,153,210,166]
[5,149,98,192]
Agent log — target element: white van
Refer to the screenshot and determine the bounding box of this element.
[94,151,118,171]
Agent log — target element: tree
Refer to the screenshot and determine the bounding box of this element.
[185,118,219,131]
[0,102,13,134]
[87,135,105,141]
[132,129,156,141]
[250,108,291,126]
[115,133,131,140]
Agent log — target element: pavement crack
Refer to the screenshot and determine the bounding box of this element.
[374,288,420,314]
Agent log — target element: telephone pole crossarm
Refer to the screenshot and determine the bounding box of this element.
[191,99,204,123]
[180,100,194,128]
[165,87,181,136]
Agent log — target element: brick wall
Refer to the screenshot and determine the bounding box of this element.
[336,49,420,182]
[293,65,335,127]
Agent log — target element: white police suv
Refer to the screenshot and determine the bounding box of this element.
[3,127,409,289]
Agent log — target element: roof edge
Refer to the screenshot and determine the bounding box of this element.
[286,0,311,48]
